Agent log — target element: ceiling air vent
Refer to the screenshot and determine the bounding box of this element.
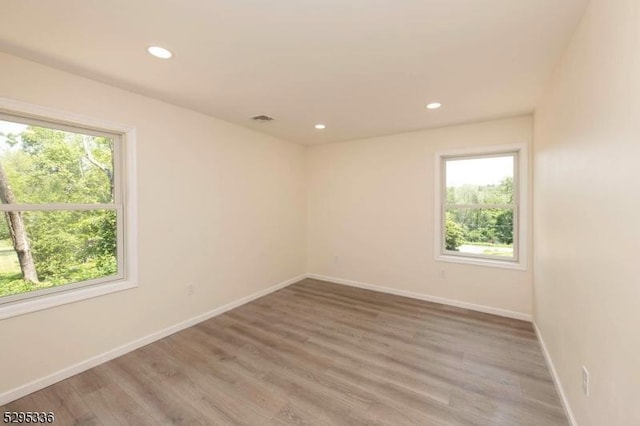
[251,114,274,121]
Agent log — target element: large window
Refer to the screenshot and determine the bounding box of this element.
[435,144,527,269]
[0,99,136,318]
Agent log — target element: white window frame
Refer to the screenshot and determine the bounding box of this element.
[434,143,528,270]
[0,98,137,319]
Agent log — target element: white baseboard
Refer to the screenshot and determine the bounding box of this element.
[0,274,305,406]
[305,273,532,322]
[533,321,577,426]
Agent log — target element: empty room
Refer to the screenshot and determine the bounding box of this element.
[0,0,637,425]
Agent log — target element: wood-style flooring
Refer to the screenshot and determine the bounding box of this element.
[2,279,567,425]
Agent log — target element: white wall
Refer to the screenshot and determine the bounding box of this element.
[0,52,306,397]
[534,0,640,424]
[306,116,533,317]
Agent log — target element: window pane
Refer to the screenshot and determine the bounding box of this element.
[445,155,514,205]
[0,209,118,299]
[445,208,514,258]
[0,119,114,204]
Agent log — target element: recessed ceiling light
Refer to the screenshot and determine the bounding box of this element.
[147,46,173,59]
[315,124,326,130]
[426,102,442,109]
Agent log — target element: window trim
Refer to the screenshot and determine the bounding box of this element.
[0,97,137,319]
[434,143,528,270]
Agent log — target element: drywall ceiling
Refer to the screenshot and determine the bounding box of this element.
[0,0,588,145]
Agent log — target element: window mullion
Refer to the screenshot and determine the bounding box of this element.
[0,203,119,212]
[444,203,515,209]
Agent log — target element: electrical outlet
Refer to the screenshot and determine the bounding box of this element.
[187,284,196,296]
[582,366,590,396]
[334,255,340,264]
[440,269,446,279]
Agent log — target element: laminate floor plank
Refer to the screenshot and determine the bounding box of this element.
[1,278,566,425]
[259,311,462,396]
[27,381,102,426]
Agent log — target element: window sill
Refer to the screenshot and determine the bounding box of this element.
[0,280,137,320]
[436,254,527,271]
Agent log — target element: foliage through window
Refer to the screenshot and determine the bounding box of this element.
[441,153,518,261]
[0,114,123,303]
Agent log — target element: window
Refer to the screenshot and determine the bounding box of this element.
[435,143,527,269]
[0,99,136,319]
